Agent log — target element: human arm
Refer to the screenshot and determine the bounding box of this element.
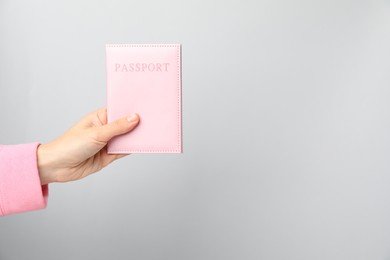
[0,108,139,216]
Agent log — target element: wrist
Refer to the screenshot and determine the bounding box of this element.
[37,143,57,185]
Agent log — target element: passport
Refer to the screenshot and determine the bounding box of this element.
[106,44,182,153]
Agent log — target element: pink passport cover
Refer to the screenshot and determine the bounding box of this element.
[106,44,182,153]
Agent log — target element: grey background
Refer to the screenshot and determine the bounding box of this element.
[1,0,390,259]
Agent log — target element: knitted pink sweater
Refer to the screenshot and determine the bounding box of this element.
[0,143,48,216]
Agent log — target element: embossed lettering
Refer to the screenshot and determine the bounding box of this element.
[115,63,170,72]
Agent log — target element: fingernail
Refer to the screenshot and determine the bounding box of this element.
[127,114,138,123]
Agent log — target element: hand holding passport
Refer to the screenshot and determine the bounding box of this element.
[26,44,183,187]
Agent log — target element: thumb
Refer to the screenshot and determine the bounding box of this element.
[97,113,140,142]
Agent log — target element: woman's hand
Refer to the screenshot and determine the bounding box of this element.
[37,108,139,185]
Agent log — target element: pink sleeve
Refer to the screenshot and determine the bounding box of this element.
[0,142,48,216]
